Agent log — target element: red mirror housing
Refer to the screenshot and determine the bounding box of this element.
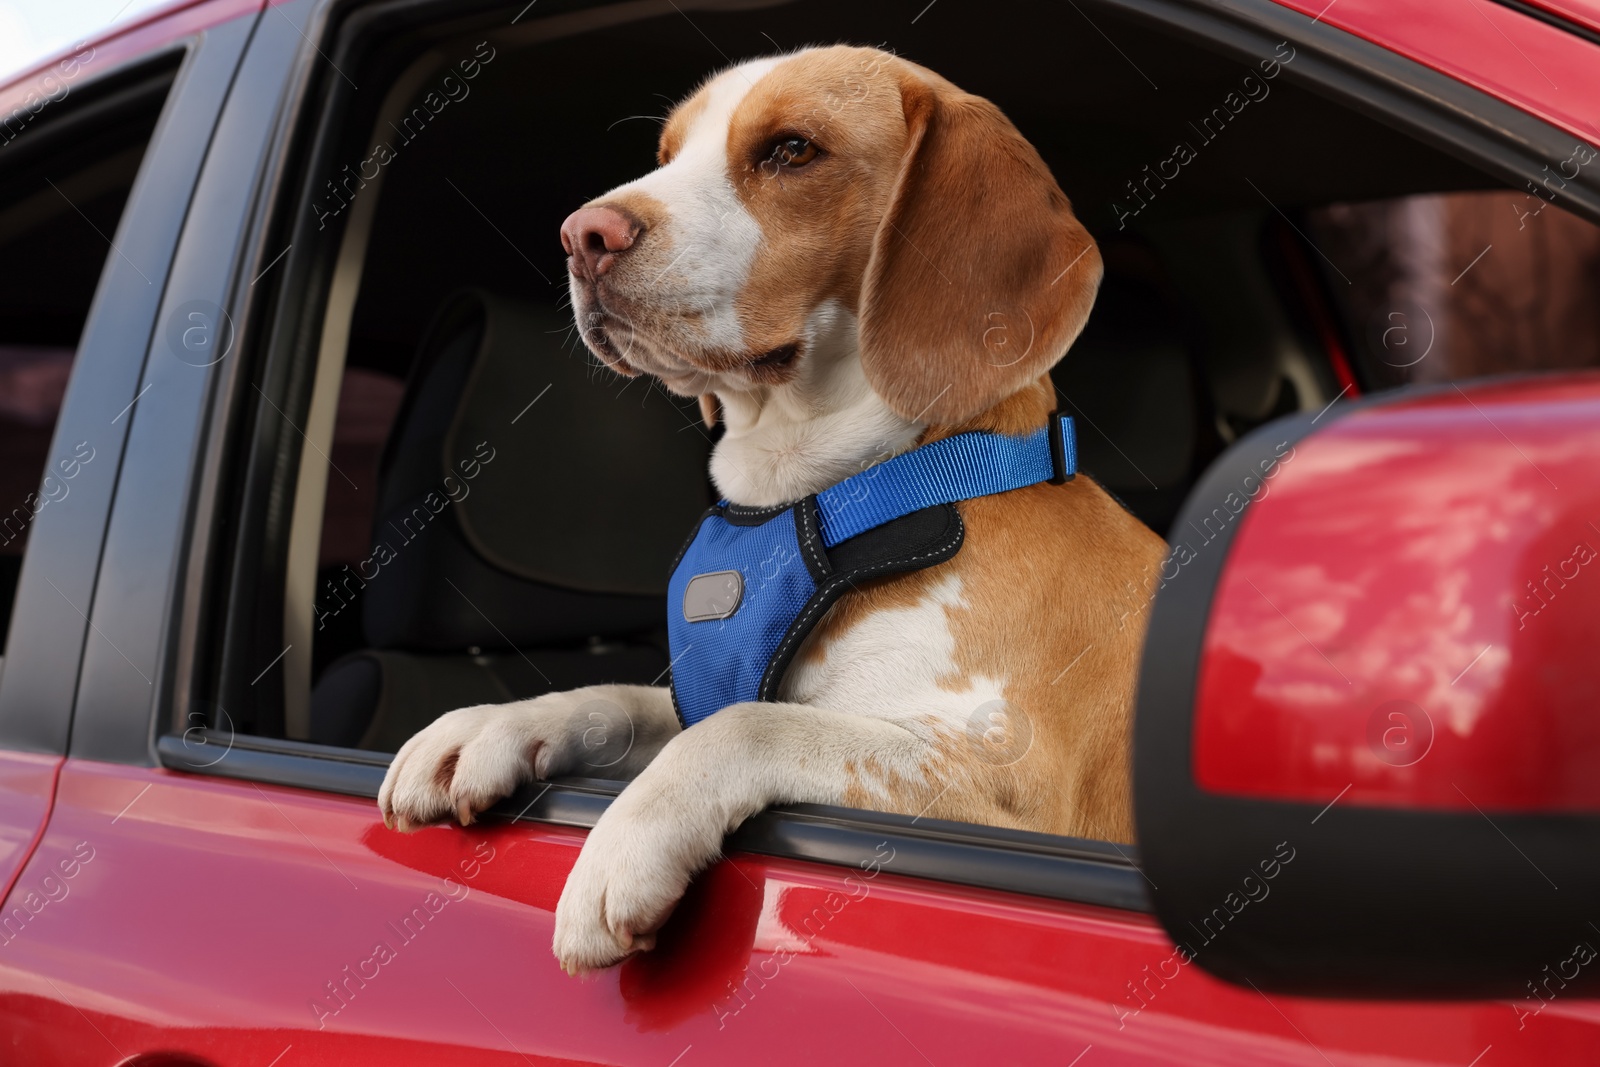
[1134,373,1600,997]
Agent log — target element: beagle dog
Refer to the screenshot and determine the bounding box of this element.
[378,45,1166,974]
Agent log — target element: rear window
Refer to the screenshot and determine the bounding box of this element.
[0,50,167,654]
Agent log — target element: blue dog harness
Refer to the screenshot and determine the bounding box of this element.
[666,413,1077,726]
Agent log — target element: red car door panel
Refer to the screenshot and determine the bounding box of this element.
[3,759,1597,1064]
[0,755,61,910]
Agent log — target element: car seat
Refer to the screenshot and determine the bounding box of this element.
[309,289,713,752]
[1051,246,1224,535]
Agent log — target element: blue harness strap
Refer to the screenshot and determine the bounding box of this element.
[667,413,1077,726]
[815,414,1077,547]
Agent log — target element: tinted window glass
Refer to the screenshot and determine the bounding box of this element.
[0,69,164,651]
[1307,187,1600,388]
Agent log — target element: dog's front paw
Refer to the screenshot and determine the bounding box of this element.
[378,698,570,831]
[551,787,715,974]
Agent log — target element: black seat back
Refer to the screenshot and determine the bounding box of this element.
[1051,247,1223,535]
[311,289,713,749]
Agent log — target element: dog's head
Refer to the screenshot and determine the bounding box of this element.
[563,46,1101,497]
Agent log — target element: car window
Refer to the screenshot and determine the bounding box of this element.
[1306,189,1600,388]
[0,55,165,662]
[212,0,1600,856]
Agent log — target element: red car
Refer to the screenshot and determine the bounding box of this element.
[0,0,1596,1062]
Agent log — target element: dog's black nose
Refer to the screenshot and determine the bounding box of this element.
[561,205,640,279]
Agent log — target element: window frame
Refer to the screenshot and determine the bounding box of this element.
[61,2,297,763]
[152,0,1600,914]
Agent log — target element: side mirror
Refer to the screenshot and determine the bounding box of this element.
[1134,375,1600,998]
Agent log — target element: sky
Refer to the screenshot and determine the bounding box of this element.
[0,0,173,83]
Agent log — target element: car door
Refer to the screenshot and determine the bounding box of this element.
[5,0,1600,1064]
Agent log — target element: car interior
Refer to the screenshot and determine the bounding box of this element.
[0,60,175,659]
[205,0,1600,841]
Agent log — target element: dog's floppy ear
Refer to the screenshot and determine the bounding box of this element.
[860,73,1102,425]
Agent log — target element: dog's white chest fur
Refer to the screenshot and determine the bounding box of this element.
[780,572,1009,738]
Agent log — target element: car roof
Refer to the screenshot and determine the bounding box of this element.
[0,0,255,107]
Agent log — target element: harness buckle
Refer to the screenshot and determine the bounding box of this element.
[1048,411,1077,485]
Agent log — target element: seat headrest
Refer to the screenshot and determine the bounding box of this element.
[363,289,713,651]
[1052,255,1221,534]
[1056,271,1197,487]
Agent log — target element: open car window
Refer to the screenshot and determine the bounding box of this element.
[196,0,1600,879]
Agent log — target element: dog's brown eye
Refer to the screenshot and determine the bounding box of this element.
[768,137,819,168]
